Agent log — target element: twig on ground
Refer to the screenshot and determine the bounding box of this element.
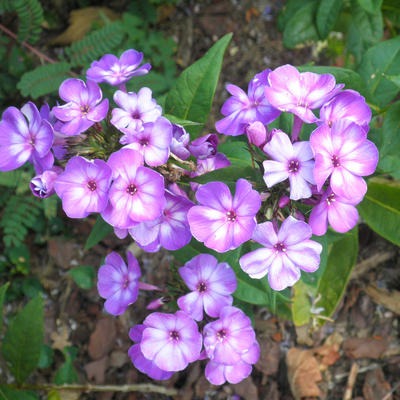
[350,250,396,280]
[381,381,400,400]
[335,363,379,381]
[343,362,359,400]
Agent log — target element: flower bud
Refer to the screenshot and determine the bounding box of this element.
[246,121,267,147]
[278,195,290,208]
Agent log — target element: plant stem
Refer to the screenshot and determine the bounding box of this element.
[10,383,178,396]
[0,23,57,64]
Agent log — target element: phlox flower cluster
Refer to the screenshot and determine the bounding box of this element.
[0,45,379,386]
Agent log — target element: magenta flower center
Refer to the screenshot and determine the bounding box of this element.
[331,155,340,167]
[326,193,336,206]
[169,330,180,341]
[126,184,138,196]
[274,242,287,253]
[123,277,129,288]
[288,159,300,173]
[80,105,90,115]
[226,210,237,222]
[196,281,207,293]
[216,329,227,342]
[131,111,141,119]
[140,138,149,147]
[87,180,97,191]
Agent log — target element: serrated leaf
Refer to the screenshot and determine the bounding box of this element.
[2,295,43,383]
[165,33,232,137]
[0,283,9,334]
[358,35,400,107]
[283,1,319,49]
[316,0,343,39]
[84,215,113,251]
[358,178,400,246]
[17,62,71,99]
[69,266,95,290]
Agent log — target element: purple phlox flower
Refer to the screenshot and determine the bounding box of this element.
[310,120,378,201]
[87,49,151,86]
[187,179,261,253]
[263,129,315,200]
[111,88,161,133]
[170,124,190,160]
[31,150,54,174]
[246,121,268,147]
[129,190,193,252]
[102,148,165,228]
[216,69,281,136]
[205,341,260,385]
[190,152,231,192]
[309,187,360,236]
[265,65,344,123]
[177,254,237,321]
[54,156,112,218]
[140,311,202,372]
[97,251,141,315]
[319,89,371,132]
[0,102,53,171]
[203,306,257,365]
[30,166,62,198]
[188,134,218,159]
[124,117,172,166]
[53,79,109,136]
[128,324,173,380]
[168,182,190,199]
[239,216,322,290]
[146,297,170,311]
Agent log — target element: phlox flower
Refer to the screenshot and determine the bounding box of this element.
[187,179,261,253]
[128,324,173,380]
[246,121,268,147]
[129,190,193,252]
[30,167,62,198]
[205,341,260,385]
[319,89,371,132]
[239,216,322,290]
[203,306,256,365]
[97,251,141,315]
[124,117,172,166]
[140,311,202,372]
[53,79,109,136]
[263,129,315,200]
[265,65,343,123]
[310,120,378,201]
[54,156,112,218]
[86,49,151,86]
[309,187,360,235]
[188,134,218,159]
[111,88,161,133]
[177,254,237,321]
[0,102,53,171]
[216,69,280,136]
[170,124,190,160]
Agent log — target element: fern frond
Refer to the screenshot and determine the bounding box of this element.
[17,62,71,99]
[65,22,125,67]
[0,195,42,247]
[0,170,23,188]
[13,0,44,44]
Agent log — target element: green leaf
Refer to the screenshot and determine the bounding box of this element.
[217,141,253,167]
[316,228,358,321]
[43,196,58,219]
[37,344,54,369]
[357,0,382,13]
[163,114,202,127]
[358,35,400,107]
[358,178,400,246]
[292,280,313,326]
[84,215,113,251]
[347,2,383,65]
[54,347,79,385]
[283,1,319,49]
[2,295,43,383]
[379,101,400,159]
[165,33,232,136]
[277,0,316,31]
[0,283,9,334]
[316,0,343,39]
[386,74,400,88]
[69,266,95,290]
[297,65,370,99]
[17,62,71,99]
[22,277,44,298]
[0,386,38,400]
[191,165,258,186]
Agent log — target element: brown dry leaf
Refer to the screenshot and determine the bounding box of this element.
[49,7,120,45]
[50,326,71,351]
[287,348,323,400]
[255,337,281,376]
[343,337,388,359]
[110,350,128,368]
[48,238,76,269]
[85,356,109,384]
[363,367,392,400]
[245,7,260,21]
[88,316,117,360]
[364,285,400,315]
[315,344,341,367]
[232,376,258,400]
